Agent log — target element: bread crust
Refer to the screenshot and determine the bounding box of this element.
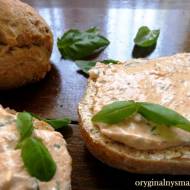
[78,53,190,174]
[0,0,53,89]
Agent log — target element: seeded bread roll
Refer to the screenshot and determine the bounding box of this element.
[78,53,190,174]
[0,0,53,89]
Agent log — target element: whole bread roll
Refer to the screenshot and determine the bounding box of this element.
[0,0,53,89]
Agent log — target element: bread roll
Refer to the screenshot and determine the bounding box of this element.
[78,53,190,174]
[0,105,72,189]
[0,0,53,89]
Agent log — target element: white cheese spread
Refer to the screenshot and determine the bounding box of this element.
[0,107,71,190]
[90,57,190,150]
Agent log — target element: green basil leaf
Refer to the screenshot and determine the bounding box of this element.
[57,27,110,60]
[16,112,33,142]
[76,60,96,74]
[21,137,56,181]
[138,102,190,130]
[30,113,71,130]
[43,118,71,129]
[92,100,190,133]
[76,59,118,74]
[92,100,138,124]
[174,124,190,132]
[134,26,160,47]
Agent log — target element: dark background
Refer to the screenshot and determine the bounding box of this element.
[1,0,190,189]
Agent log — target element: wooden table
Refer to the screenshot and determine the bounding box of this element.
[1,0,190,189]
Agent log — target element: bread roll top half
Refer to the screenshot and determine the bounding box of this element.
[0,0,53,89]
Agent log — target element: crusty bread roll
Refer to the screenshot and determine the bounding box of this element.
[78,53,190,174]
[0,105,72,190]
[0,0,53,89]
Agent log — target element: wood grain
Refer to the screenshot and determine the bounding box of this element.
[0,0,190,189]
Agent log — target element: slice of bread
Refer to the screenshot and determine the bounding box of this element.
[78,53,190,174]
[0,106,72,190]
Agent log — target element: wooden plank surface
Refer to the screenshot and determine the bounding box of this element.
[0,0,190,189]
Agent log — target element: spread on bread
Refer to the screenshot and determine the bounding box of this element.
[88,54,190,150]
[92,101,190,150]
[0,106,71,190]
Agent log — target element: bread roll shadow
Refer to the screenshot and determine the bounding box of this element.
[0,62,61,116]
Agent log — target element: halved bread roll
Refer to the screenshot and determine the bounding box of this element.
[0,0,53,89]
[78,53,190,174]
[0,106,72,190]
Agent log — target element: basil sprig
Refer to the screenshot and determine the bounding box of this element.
[21,137,56,181]
[76,59,118,74]
[92,101,190,132]
[57,27,110,60]
[134,26,160,47]
[16,112,57,181]
[30,113,71,130]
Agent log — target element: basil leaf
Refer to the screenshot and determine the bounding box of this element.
[76,59,118,74]
[43,118,71,129]
[138,102,190,129]
[76,60,96,74]
[134,26,160,47]
[92,100,190,133]
[92,100,138,124]
[16,112,33,142]
[57,27,110,60]
[21,137,56,181]
[30,113,71,130]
